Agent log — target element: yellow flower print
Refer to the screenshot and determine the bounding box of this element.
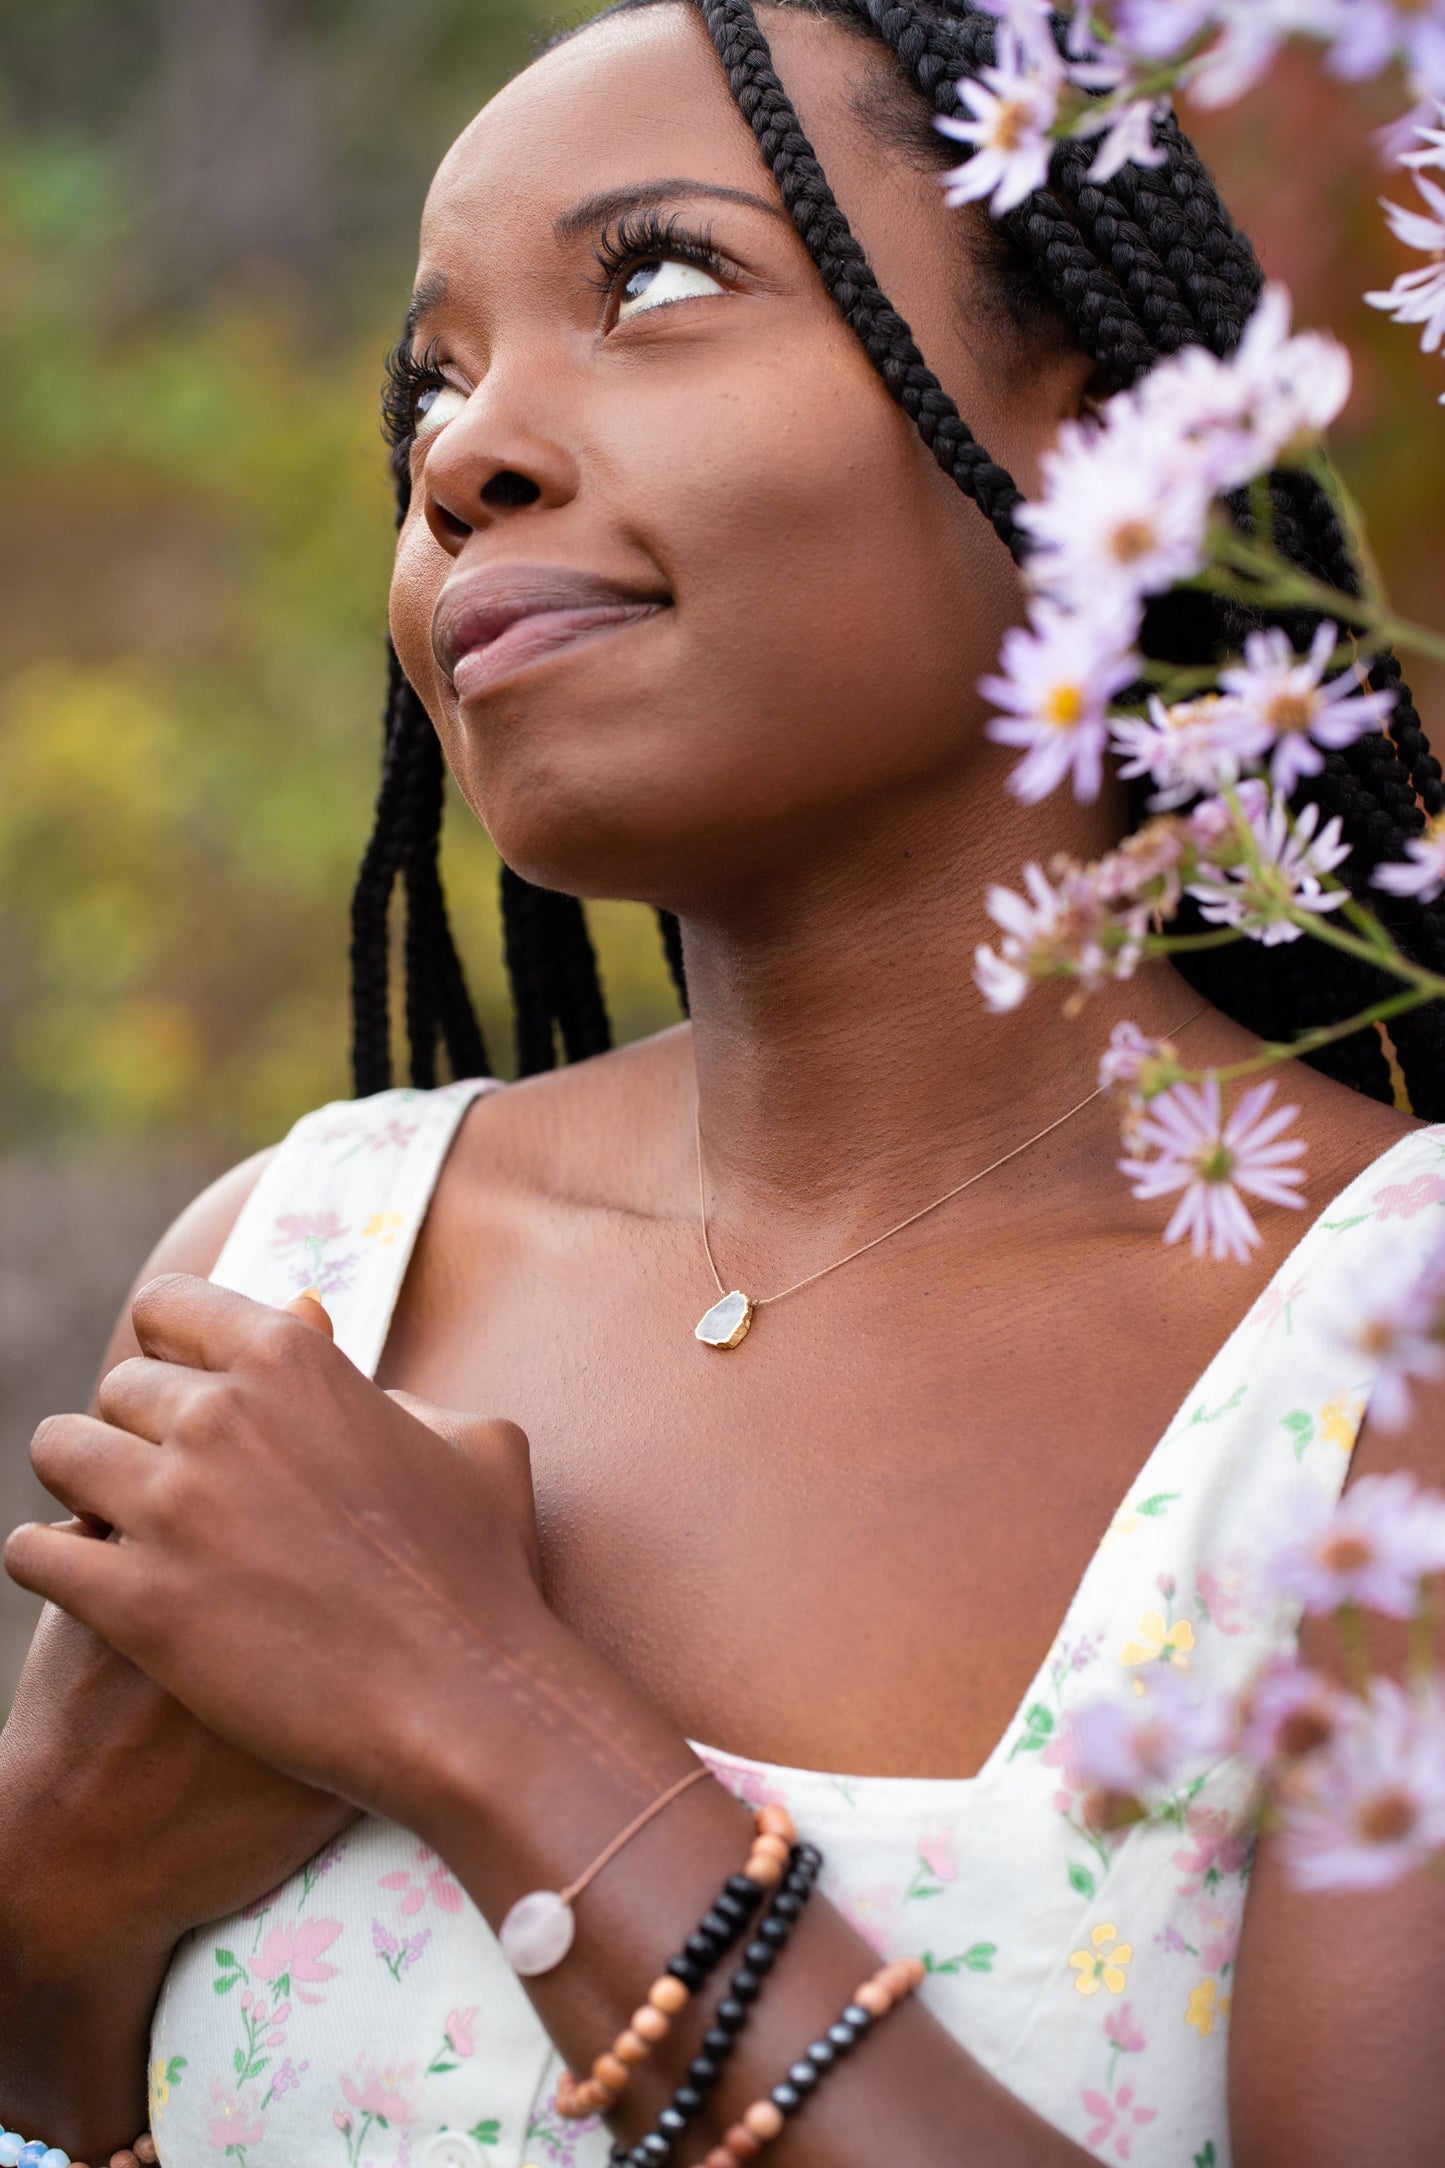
[361,1210,407,1246]
[1120,1610,1195,1671]
[1185,1977,1233,2037]
[149,2054,171,2119]
[1068,1923,1133,1996]
[1319,1392,1365,1453]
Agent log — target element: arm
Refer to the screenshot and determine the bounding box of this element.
[7,1284,1084,2166]
[1229,1378,1445,2168]
[0,1155,356,2161]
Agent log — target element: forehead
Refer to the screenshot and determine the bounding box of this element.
[419,5,866,257]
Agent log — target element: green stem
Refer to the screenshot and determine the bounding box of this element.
[1279,908,1445,998]
[1336,1602,1372,1699]
[1196,987,1428,1085]
[1190,545,1445,668]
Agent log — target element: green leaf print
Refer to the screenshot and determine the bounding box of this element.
[1193,2144,1218,2168]
[1008,1703,1055,1759]
[165,2057,187,2085]
[1068,1862,1097,1899]
[1280,1409,1315,1461]
[215,1948,238,1968]
[1322,1213,1370,1234]
[233,2047,245,2078]
[924,1944,996,1974]
[1136,1492,1181,1519]
[468,2123,502,2146]
[1189,1384,1246,1427]
[214,1971,244,1995]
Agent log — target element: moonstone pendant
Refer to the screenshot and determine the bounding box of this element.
[499,1888,577,1976]
[695,1289,754,1349]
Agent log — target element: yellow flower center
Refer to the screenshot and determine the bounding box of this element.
[1266,690,1317,734]
[1194,1141,1234,1185]
[1046,683,1086,728]
[1358,1789,1417,1844]
[1109,518,1156,564]
[992,98,1030,153]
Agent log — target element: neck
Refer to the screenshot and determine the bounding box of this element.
[677,767,1206,1271]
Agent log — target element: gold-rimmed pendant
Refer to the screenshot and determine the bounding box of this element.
[695,1290,754,1349]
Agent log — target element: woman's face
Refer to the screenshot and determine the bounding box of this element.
[388,2,1094,911]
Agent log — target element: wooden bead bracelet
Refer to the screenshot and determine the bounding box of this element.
[692,1954,927,2167]
[557,1805,798,2122]
[612,1842,822,2166]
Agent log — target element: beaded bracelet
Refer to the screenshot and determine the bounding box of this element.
[0,2134,157,2168]
[612,1841,822,2168]
[557,1805,797,2121]
[692,1954,927,2167]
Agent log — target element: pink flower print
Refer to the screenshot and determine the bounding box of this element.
[380,1869,428,1918]
[252,1915,343,2007]
[380,1848,465,1918]
[445,2006,479,2058]
[272,1209,348,1254]
[206,2079,266,2155]
[1173,1807,1252,1900]
[692,1749,792,1813]
[832,1881,900,1955]
[265,2057,308,2105]
[334,2110,353,2134]
[1373,1170,1445,1221]
[1080,2081,1159,2160]
[341,2053,421,2128]
[1248,1273,1307,1333]
[1196,1903,1241,1976]
[1196,1558,1253,1637]
[372,1916,432,1981]
[1104,2002,1146,2055]
[918,1829,958,1883]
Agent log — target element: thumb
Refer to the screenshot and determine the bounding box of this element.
[284,1286,335,1340]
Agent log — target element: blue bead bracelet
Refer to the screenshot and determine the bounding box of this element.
[0,2136,71,2168]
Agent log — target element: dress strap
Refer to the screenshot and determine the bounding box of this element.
[208,1078,499,1378]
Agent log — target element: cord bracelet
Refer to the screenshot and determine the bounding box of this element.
[611,1840,822,2167]
[557,1805,799,2121]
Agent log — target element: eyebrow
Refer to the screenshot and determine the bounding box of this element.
[403,269,449,343]
[553,178,793,243]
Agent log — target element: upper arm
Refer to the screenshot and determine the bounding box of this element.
[85,1145,277,1416]
[1229,1370,1445,2166]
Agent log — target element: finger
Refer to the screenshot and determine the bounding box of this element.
[3,1517,140,1648]
[29,1412,159,1531]
[131,1271,305,1373]
[97,1353,200,1443]
[284,1287,335,1340]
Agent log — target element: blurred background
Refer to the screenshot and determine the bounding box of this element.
[1,2,1441,1705]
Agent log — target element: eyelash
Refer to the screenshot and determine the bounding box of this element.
[588,209,732,304]
[382,336,445,457]
[381,214,734,457]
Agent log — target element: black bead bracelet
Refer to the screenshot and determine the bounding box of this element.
[610,1843,823,2168]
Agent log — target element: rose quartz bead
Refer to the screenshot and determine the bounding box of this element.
[757,1805,795,1840]
[855,1978,893,2017]
[499,1887,577,1975]
[135,2143,160,2167]
[615,2027,650,2063]
[723,2126,762,2159]
[647,1973,690,2014]
[706,2149,736,2168]
[110,2152,140,2168]
[742,2100,785,2140]
[633,2003,671,2042]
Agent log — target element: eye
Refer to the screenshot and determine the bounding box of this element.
[415,383,469,440]
[617,257,728,321]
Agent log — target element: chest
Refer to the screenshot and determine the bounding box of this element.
[375,1180,1280,1777]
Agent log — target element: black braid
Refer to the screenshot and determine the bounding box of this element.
[351,0,1443,1119]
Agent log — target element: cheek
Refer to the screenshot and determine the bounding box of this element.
[388,511,450,708]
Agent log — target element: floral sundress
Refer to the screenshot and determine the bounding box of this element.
[145,1077,1445,2168]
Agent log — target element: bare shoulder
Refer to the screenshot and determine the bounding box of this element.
[447,1025,693,1215]
[87,1145,279,1406]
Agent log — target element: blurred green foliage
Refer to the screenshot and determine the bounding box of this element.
[0,8,1440,1155]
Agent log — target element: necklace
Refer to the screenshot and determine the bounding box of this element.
[693,1005,1210,1348]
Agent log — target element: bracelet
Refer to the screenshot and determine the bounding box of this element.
[612,1842,822,2167]
[0,2135,157,2168]
[557,1805,798,2121]
[502,1766,713,1978]
[694,1954,926,2167]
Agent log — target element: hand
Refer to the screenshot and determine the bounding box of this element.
[0,1567,358,1968]
[4,1274,548,1826]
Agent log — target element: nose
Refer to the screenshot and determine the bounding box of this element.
[420,380,580,556]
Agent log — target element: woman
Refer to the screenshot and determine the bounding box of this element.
[2,2,1443,2164]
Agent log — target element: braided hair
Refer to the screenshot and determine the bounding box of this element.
[351,0,1445,1115]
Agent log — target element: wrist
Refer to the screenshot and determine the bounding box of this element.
[396,1597,706,1913]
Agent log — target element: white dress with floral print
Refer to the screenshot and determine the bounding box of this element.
[146,1079,1445,2168]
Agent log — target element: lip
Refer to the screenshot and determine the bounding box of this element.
[431,563,669,702]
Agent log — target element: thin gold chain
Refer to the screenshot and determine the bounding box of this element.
[696,1005,1210,1311]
